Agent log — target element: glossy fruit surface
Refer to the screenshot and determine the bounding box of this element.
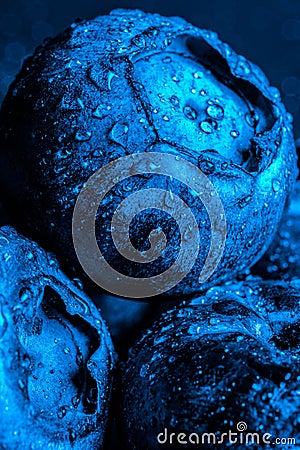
[0,226,114,449]
[120,279,300,449]
[0,9,297,297]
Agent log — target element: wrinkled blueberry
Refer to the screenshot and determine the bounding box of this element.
[0,9,297,297]
[120,279,300,449]
[0,226,114,449]
[252,181,300,280]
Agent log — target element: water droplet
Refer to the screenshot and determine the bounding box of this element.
[275,139,281,149]
[69,430,76,443]
[77,98,84,109]
[164,190,174,209]
[145,27,159,39]
[72,395,80,408]
[245,111,259,128]
[75,130,92,142]
[238,195,252,208]
[132,34,146,48]
[200,119,217,134]
[198,159,215,175]
[47,254,56,267]
[200,89,207,96]
[207,98,219,105]
[109,122,129,147]
[63,347,71,355]
[19,287,32,303]
[193,71,203,79]
[108,71,118,90]
[183,105,197,120]
[76,352,83,366]
[0,303,8,339]
[72,278,83,290]
[158,93,165,103]
[235,59,251,76]
[18,379,26,392]
[230,130,239,138]
[134,82,144,92]
[162,55,172,63]
[272,179,281,193]
[93,106,105,119]
[88,63,117,91]
[0,236,9,248]
[207,104,224,120]
[182,226,194,241]
[3,252,11,263]
[170,95,179,107]
[57,406,67,419]
[27,252,34,261]
[270,86,280,100]
[163,115,169,121]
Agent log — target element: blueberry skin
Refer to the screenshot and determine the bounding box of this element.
[120,279,300,450]
[252,181,300,280]
[0,9,297,298]
[296,139,300,179]
[0,226,115,449]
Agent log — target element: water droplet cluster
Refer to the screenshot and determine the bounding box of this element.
[0,8,297,300]
[120,279,300,448]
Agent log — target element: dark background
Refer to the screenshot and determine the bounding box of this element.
[0,0,300,139]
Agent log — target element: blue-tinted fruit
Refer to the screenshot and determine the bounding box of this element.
[0,226,114,449]
[120,279,300,449]
[0,9,297,297]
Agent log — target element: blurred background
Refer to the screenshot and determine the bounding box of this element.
[0,0,300,138]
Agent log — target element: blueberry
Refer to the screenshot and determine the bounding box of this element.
[0,9,297,298]
[296,138,300,179]
[120,279,300,449]
[0,226,114,449]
